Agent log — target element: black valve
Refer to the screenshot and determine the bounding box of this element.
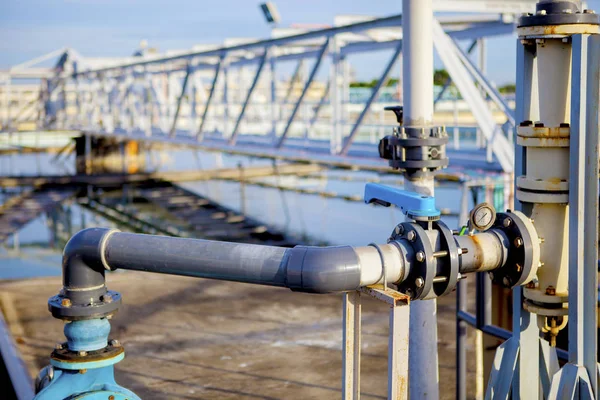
[384,106,403,125]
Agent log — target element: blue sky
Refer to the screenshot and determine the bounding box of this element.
[1,0,599,85]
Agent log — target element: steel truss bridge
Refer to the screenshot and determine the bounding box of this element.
[0,0,540,174]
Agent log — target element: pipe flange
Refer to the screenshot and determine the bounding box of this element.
[48,290,121,321]
[379,126,449,173]
[523,299,568,317]
[51,340,124,370]
[390,222,436,300]
[488,211,540,288]
[433,220,460,297]
[518,3,599,27]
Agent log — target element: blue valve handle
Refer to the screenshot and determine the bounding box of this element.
[364,183,440,219]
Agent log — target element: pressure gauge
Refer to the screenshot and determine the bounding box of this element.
[469,202,496,231]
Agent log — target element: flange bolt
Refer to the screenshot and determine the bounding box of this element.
[416,251,425,262]
[61,298,72,308]
[415,277,425,288]
[514,237,523,248]
[407,231,416,242]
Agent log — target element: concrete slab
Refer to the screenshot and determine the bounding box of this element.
[0,271,480,399]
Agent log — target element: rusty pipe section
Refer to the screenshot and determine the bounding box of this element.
[455,230,510,274]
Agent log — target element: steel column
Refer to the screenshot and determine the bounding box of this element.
[564,33,599,395]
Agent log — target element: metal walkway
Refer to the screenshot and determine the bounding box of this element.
[0,187,77,244]
[0,1,536,174]
[136,181,295,246]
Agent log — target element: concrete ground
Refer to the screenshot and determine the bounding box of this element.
[0,271,481,399]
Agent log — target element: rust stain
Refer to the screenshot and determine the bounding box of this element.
[469,235,484,270]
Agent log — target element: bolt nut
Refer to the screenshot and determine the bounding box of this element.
[502,277,511,286]
[407,231,416,242]
[584,9,596,14]
[101,294,113,303]
[109,339,121,347]
[536,9,547,16]
[488,272,495,280]
[415,277,425,288]
[416,251,425,262]
[395,225,404,236]
[61,298,72,308]
[54,343,64,350]
[546,286,556,295]
[78,350,87,356]
[514,237,523,248]
[526,281,536,289]
[503,218,512,228]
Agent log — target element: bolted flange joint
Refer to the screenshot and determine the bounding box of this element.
[379,106,449,175]
[388,219,460,300]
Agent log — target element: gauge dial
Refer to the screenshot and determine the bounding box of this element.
[469,202,496,231]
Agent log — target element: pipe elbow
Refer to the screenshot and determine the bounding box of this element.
[285,246,361,293]
[62,228,117,291]
[50,228,121,320]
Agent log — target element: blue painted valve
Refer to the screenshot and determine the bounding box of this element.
[34,316,140,399]
[364,182,440,221]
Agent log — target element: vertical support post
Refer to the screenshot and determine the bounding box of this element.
[402,1,439,398]
[568,33,599,393]
[342,56,350,123]
[388,296,410,400]
[342,291,361,400]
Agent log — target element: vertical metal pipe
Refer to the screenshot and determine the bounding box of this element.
[511,38,539,399]
[456,181,469,400]
[402,1,439,398]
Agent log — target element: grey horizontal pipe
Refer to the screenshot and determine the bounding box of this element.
[64,228,363,295]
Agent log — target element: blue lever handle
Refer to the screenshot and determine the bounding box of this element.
[364,183,440,220]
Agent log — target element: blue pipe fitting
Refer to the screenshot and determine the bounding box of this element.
[34,366,140,400]
[35,317,140,399]
[64,318,110,352]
